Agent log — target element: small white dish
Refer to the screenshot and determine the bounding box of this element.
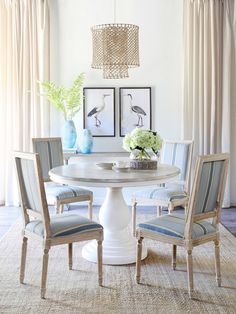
[114,161,127,168]
[112,166,130,173]
[96,162,114,170]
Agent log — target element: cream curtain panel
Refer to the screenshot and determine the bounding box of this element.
[183,0,236,207]
[0,0,50,205]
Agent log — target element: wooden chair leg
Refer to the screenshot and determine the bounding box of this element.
[88,199,93,220]
[59,204,64,214]
[186,249,194,299]
[97,240,103,286]
[55,203,60,214]
[172,245,177,270]
[68,243,73,270]
[168,203,174,214]
[41,247,50,299]
[214,240,221,287]
[157,206,162,216]
[184,204,188,215]
[132,201,137,237]
[20,236,28,284]
[136,237,143,284]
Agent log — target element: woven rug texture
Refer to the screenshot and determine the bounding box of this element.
[0,214,236,314]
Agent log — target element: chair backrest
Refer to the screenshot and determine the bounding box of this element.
[14,152,51,237]
[32,137,64,182]
[160,140,193,190]
[185,153,229,239]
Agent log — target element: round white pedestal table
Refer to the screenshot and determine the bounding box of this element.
[49,162,180,265]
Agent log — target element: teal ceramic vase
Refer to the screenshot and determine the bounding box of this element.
[63,120,77,148]
[78,129,93,154]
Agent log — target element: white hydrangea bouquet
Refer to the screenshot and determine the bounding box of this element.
[123,128,162,169]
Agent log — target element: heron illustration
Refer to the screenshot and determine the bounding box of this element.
[87,94,110,127]
[125,93,146,127]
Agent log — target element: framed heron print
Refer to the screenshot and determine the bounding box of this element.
[119,87,152,137]
[83,87,115,137]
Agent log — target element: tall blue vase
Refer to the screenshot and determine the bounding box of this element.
[78,129,93,154]
[63,120,77,148]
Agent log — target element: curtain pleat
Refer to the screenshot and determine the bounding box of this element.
[0,0,50,205]
[183,0,236,207]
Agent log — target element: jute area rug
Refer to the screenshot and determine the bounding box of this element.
[0,216,236,314]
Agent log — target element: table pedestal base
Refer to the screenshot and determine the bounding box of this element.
[82,187,147,265]
[82,230,147,265]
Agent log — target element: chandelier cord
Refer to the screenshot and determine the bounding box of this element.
[114,0,116,23]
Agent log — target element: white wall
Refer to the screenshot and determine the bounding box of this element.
[49,0,236,206]
[49,0,183,152]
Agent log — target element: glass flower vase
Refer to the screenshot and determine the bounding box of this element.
[78,129,93,154]
[129,148,158,170]
[62,120,77,148]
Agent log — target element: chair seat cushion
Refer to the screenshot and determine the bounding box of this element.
[45,182,93,202]
[134,187,188,203]
[25,213,102,238]
[138,213,216,239]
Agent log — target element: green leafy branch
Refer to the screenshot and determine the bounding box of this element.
[39,73,85,120]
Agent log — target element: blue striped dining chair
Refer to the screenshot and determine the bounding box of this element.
[135,153,229,298]
[132,140,194,236]
[32,137,93,216]
[14,152,103,298]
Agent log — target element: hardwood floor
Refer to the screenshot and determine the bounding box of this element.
[0,205,236,239]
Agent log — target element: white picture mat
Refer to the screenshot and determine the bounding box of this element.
[84,88,115,136]
[120,88,151,136]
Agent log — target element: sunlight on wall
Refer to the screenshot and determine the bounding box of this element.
[49,0,183,152]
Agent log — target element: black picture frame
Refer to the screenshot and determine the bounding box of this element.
[119,87,152,137]
[83,87,116,137]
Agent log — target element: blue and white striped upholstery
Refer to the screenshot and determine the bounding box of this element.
[33,139,63,181]
[161,142,190,181]
[19,159,42,214]
[138,213,216,239]
[26,213,103,238]
[45,182,93,202]
[134,187,188,202]
[194,160,224,215]
[33,138,93,205]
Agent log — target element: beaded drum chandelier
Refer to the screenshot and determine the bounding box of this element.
[91,23,140,79]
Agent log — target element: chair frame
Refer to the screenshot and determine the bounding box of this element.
[32,137,93,217]
[14,152,103,299]
[135,153,229,298]
[132,140,194,236]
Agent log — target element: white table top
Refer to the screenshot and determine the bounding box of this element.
[49,161,180,188]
